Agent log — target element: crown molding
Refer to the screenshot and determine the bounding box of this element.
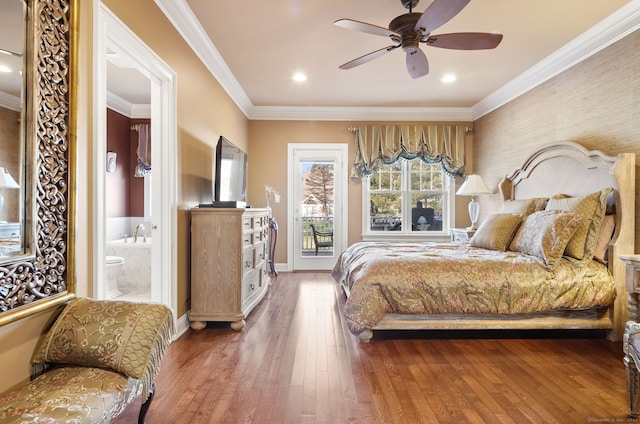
[130,104,151,119]
[0,91,21,112]
[154,0,252,115]
[106,91,130,117]
[106,91,150,119]
[156,0,640,122]
[472,0,640,119]
[248,106,473,121]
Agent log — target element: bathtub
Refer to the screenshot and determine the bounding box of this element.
[105,238,151,291]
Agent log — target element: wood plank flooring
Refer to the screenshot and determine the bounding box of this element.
[114,272,631,423]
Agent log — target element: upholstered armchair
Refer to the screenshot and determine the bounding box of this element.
[0,298,174,423]
[624,321,640,418]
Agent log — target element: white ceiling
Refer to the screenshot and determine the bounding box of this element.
[112,0,640,121]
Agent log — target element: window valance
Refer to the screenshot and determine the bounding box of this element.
[352,124,467,177]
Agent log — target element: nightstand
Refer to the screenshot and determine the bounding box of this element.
[620,255,640,293]
[450,228,476,243]
[620,255,640,321]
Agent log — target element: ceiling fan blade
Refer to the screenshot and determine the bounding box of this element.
[406,48,429,79]
[339,45,400,70]
[425,32,503,50]
[334,19,398,38]
[415,0,470,34]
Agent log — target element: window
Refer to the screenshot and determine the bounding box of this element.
[363,160,455,237]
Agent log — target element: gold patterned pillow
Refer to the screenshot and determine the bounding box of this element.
[593,214,615,263]
[545,188,612,265]
[508,210,584,270]
[470,214,523,251]
[500,198,548,216]
[31,298,174,401]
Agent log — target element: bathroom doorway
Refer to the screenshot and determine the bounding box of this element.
[94,3,177,313]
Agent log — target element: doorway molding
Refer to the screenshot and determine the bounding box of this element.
[93,3,178,316]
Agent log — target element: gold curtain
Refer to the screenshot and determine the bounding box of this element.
[352,124,467,177]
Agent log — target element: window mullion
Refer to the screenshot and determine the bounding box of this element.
[402,161,411,234]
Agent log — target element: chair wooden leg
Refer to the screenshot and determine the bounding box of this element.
[138,383,156,424]
[626,356,639,418]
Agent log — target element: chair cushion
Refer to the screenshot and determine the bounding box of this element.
[31,298,174,402]
[0,366,141,424]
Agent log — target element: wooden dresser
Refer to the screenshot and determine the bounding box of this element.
[189,207,271,330]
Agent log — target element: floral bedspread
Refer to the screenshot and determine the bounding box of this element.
[331,242,616,335]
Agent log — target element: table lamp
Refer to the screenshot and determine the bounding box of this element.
[456,174,490,230]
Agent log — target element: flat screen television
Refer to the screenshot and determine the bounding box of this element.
[212,136,248,208]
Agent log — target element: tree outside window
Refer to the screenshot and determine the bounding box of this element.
[304,163,334,217]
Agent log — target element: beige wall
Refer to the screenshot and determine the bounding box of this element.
[473,28,640,252]
[248,120,473,263]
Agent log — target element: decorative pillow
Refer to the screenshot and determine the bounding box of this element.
[470,214,523,251]
[508,210,584,271]
[31,298,175,401]
[545,187,613,265]
[500,198,548,216]
[593,215,615,264]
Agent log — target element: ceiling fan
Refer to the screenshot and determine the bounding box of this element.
[334,0,503,79]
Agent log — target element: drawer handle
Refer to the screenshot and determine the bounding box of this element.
[259,253,265,260]
[245,261,252,268]
[250,283,255,291]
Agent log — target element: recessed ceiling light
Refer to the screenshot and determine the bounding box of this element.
[292,72,307,82]
[441,73,456,83]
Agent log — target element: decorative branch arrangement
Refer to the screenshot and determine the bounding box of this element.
[264,185,281,208]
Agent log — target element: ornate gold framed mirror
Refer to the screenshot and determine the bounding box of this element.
[0,0,76,325]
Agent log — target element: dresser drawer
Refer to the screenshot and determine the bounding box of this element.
[242,217,254,231]
[254,228,266,244]
[242,231,253,248]
[257,215,269,228]
[241,269,259,302]
[242,247,255,272]
[254,242,267,266]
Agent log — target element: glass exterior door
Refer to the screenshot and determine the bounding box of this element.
[288,144,347,271]
[299,161,335,258]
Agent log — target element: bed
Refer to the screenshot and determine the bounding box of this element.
[333,142,635,342]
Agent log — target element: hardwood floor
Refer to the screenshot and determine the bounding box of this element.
[114,272,631,423]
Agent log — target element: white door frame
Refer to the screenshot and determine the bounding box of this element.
[93,3,178,314]
[287,143,348,271]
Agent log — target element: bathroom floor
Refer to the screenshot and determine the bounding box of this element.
[113,287,151,302]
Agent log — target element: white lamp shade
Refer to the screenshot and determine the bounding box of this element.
[0,167,19,189]
[456,174,490,196]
